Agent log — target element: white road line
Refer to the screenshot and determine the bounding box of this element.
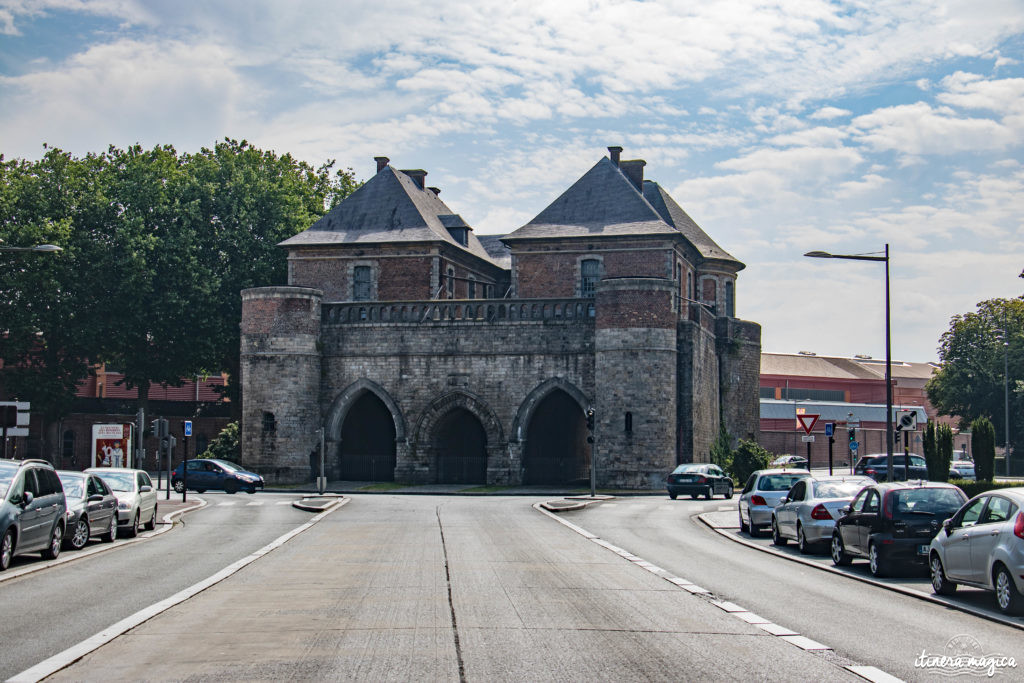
[246,501,263,506]
[845,666,904,683]
[8,499,348,683]
[276,500,293,505]
[217,502,236,506]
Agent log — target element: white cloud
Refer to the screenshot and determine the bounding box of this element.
[809,106,851,120]
[850,102,1020,155]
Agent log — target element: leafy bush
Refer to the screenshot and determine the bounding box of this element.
[199,421,239,461]
[952,479,1024,498]
[710,424,734,474]
[730,439,772,484]
[971,417,996,481]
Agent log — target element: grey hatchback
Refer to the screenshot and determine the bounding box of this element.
[0,458,68,570]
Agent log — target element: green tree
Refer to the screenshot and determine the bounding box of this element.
[730,439,772,484]
[971,416,996,481]
[927,297,1023,461]
[710,423,734,474]
[936,423,954,482]
[922,420,938,480]
[199,421,240,462]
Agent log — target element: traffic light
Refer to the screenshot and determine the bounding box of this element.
[151,418,168,438]
[848,427,856,444]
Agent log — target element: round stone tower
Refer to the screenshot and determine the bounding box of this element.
[594,277,678,488]
[240,286,322,484]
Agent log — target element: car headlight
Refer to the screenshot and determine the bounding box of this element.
[118,501,130,510]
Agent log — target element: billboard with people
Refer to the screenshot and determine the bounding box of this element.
[91,423,132,468]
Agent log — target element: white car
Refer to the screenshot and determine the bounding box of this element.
[928,487,1024,615]
[738,468,810,537]
[948,460,976,481]
[86,468,158,538]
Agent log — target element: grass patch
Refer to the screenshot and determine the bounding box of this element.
[359,482,408,492]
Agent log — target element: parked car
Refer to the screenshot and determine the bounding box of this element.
[0,458,67,570]
[830,480,967,577]
[854,453,929,481]
[928,487,1024,615]
[738,469,810,537]
[771,475,874,553]
[56,470,118,549]
[86,468,158,538]
[948,460,976,481]
[769,455,808,469]
[171,459,265,494]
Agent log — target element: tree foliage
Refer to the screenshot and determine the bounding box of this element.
[1,141,359,443]
[710,423,734,474]
[923,420,938,480]
[199,421,240,462]
[972,416,996,482]
[927,297,1023,460]
[936,423,954,483]
[729,439,773,484]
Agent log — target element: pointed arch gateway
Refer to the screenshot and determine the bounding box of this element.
[515,378,591,486]
[416,391,503,485]
[326,379,405,482]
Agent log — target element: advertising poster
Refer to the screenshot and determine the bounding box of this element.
[91,423,132,468]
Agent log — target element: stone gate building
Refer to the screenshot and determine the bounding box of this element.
[240,147,761,488]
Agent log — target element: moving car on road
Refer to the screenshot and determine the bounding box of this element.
[928,487,1024,615]
[0,459,67,570]
[56,470,118,549]
[831,480,967,577]
[854,453,929,481]
[769,455,808,469]
[171,458,265,494]
[86,468,157,538]
[738,469,810,537]
[771,475,873,553]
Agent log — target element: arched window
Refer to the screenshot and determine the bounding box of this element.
[580,259,600,298]
[262,412,276,433]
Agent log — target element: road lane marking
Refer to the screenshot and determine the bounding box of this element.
[246,501,263,506]
[534,500,905,682]
[846,666,904,683]
[8,498,348,683]
[217,502,236,506]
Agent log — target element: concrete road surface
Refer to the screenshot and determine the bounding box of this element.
[42,495,861,682]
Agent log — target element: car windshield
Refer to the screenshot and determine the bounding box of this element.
[97,472,135,492]
[891,488,965,517]
[0,461,17,498]
[58,475,85,499]
[813,481,865,499]
[758,474,806,491]
[671,464,704,474]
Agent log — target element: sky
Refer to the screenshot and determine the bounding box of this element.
[1,0,1023,363]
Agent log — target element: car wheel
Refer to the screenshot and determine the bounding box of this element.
[724,483,734,500]
[42,523,63,560]
[68,517,90,550]
[771,518,787,546]
[0,529,14,571]
[102,515,117,543]
[831,533,852,566]
[669,492,678,500]
[930,554,957,596]
[738,512,749,534]
[245,487,256,495]
[144,504,158,531]
[748,523,762,538]
[126,511,139,538]
[173,479,185,494]
[868,543,888,577]
[704,487,713,500]
[797,525,812,555]
[994,564,1024,615]
[224,480,239,494]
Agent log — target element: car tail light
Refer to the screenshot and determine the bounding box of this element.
[751,495,767,506]
[1014,512,1024,540]
[810,504,832,520]
[695,476,706,484]
[865,468,877,477]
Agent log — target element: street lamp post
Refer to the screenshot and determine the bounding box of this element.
[805,244,894,481]
[0,243,62,253]
[996,323,1011,477]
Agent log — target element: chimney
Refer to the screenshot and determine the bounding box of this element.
[374,156,389,173]
[401,169,427,190]
[427,187,441,196]
[620,159,646,192]
[607,146,623,166]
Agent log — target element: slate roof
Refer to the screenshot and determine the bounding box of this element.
[280,166,497,265]
[477,234,511,269]
[760,352,938,380]
[503,155,743,269]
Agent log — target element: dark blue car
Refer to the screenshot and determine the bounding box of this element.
[171,459,264,494]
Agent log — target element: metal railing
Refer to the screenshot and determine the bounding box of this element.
[324,298,597,325]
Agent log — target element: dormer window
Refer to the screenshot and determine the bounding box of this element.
[448,227,469,246]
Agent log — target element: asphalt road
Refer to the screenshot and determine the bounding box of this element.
[40,494,862,682]
[562,495,1024,681]
[0,492,316,679]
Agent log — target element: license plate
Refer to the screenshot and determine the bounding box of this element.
[917,545,929,555]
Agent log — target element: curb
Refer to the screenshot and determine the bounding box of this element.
[696,512,1024,632]
[292,495,346,512]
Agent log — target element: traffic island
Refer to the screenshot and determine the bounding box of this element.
[292,493,345,512]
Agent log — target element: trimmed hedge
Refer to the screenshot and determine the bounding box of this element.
[950,479,1024,498]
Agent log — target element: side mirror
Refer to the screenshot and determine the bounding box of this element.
[781,497,789,504]
[942,518,954,533]
[22,491,34,507]
[140,485,153,493]
[88,494,104,502]
[840,505,851,515]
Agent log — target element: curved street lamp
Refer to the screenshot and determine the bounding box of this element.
[0,243,63,253]
[805,244,893,481]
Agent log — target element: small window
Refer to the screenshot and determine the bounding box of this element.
[725,281,735,317]
[468,279,476,299]
[62,430,75,461]
[581,259,600,298]
[262,412,276,433]
[625,412,633,433]
[446,267,455,299]
[353,266,371,301]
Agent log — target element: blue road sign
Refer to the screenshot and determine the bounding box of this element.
[825,423,834,437]
[850,441,859,452]
[184,420,192,437]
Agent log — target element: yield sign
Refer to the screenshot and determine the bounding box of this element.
[797,414,820,435]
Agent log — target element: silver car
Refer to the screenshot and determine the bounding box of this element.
[948,460,976,481]
[771,475,873,553]
[928,487,1024,615]
[738,469,810,537]
[56,471,118,549]
[86,468,158,538]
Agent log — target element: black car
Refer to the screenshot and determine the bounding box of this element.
[666,463,734,500]
[853,453,929,481]
[830,480,967,577]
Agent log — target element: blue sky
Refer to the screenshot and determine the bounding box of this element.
[2,1,1022,362]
